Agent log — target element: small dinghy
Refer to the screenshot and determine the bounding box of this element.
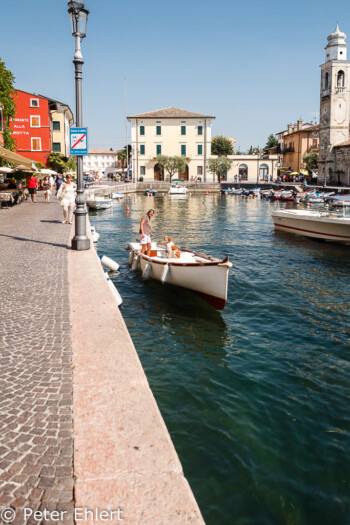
[144,189,157,196]
[86,195,113,210]
[126,241,232,309]
[110,192,124,199]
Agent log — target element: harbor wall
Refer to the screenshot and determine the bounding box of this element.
[68,227,205,524]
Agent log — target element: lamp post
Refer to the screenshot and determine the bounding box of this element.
[68,0,90,251]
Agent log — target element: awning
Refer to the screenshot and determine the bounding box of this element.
[300,168,308,175]
[0,146,35,169]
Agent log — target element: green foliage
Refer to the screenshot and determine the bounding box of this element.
[156,155,187,181]
[117,149,127,167]
[263,134,278,154]
[302,152,318,173]
[67,158,76,171]
[47,152,71,174]
[0,58,16,151]
[211,135,233,156]
[207,157,233,181]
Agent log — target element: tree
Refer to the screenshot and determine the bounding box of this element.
[302,152,318,173]
[263,134,278,154]
[0,58,16,152]
[47,152,71,174]
[156,155,187,181]
[211,135,233,156]
[117,149,126,168]
[207,157,233,182]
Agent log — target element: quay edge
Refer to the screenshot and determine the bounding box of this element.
[69,225,205,524]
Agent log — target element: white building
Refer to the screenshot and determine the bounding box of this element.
[83,149,118,176]
[128,107,215,181]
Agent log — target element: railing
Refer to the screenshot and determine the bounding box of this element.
[335,86,346,94]
[281,146,295,153]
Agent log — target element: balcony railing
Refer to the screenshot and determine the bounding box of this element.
[281,146,295,153]
[335,86,346,94]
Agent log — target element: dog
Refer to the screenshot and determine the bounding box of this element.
[164,236,181,259]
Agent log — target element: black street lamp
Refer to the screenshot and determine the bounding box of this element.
[68,0,90,250]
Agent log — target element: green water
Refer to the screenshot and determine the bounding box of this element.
[90,193,350,525]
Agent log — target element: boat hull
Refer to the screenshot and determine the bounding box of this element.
[128,243,232,309]
[272,210,350,244]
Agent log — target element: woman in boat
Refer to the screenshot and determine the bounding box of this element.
[139,209,154,256]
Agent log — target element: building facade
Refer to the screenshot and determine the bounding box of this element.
[83,149,119,175]
[275,120,319,172]
[9,90,74,166]
[212,155,278,183]
[128,107,215,181]
[10,90,51,165]
[319,25,350,184]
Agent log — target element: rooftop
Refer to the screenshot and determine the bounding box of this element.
[127,106,215,119]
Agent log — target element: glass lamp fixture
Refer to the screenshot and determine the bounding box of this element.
[68,1,89,38]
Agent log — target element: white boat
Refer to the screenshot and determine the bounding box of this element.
[168,179,188,195]
[272,209,350,244]
[110,192,124,199]
[127,242,232,309]
[86,195,113,210]
[230,188,243,195]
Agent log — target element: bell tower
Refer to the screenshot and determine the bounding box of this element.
[319,25,350,185]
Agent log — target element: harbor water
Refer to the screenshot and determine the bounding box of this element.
[89,193,350,525]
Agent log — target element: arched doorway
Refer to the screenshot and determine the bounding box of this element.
[154,163,164,181]
[259,163,269,181]
[178,164,189,181]
[239,164,248,181]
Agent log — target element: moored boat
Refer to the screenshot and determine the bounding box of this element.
[86,195,113,209]
[144,189,157,196]
[168,179,187,194]
[127,242,232,309]
[110,192,124,199]
[272,209,350,244]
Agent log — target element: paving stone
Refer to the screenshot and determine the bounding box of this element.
[0,195,74,523]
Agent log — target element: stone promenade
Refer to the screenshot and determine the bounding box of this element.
[0,195,74,524]
[0,193,204,525]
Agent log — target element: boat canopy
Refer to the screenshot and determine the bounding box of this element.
[171,179,184,182]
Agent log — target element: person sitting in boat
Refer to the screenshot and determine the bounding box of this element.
[139,209,154,256]
[163,236,180,259]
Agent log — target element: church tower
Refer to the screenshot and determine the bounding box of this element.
[319,25,350,184]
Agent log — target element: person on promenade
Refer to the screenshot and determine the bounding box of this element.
[55,174,66,196]
[139,209,154,256]
[42,176,52,203]
[57,175,76,224]
[27,173,38,203]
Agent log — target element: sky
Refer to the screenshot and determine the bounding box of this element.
[1,0,349,151]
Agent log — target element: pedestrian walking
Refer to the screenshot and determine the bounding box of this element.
[42,176,52,203]
[55,174,66,196]
[27,173,38,203]
[57,175,76,224]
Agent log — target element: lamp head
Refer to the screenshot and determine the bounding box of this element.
[68,1,89,38]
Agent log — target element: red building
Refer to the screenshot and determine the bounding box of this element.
[10,89,51,166]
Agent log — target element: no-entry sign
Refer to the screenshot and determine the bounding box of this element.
[70,127,88,155]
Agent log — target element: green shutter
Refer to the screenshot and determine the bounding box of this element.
[53,142,61,152]
[140,125,145,135]
[156,145,161,155]
[198,145,203,155]
[198,125,203,135]
[140,145,145,155]
[181,145,186,156]
[156,125,161,135]
[52,121,60,131]
[181,126,186,135]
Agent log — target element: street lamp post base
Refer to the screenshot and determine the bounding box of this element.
[71,236,90,250]
[71,207,90,251]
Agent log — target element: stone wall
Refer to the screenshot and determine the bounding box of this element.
[333,145,350,185]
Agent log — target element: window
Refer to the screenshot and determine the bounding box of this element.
[53,142,61,152]
[324,72,329,90]
[31,138,41,151]
[156,125,161,136]
[140,125,145,135]
[198,125,203,135]
[52,121,60,131]
[181,145,186,156]
[181,125,186,135]
[140,145,145,155]
[30,116,40,127]
[239,164,248,181]
[197,144,203,155]
[140,166,145,175]
[337,70,345,87]
[197,166,203,175]
[30,98,39,107]
[259,164,269,179]
[156,144,162,155]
